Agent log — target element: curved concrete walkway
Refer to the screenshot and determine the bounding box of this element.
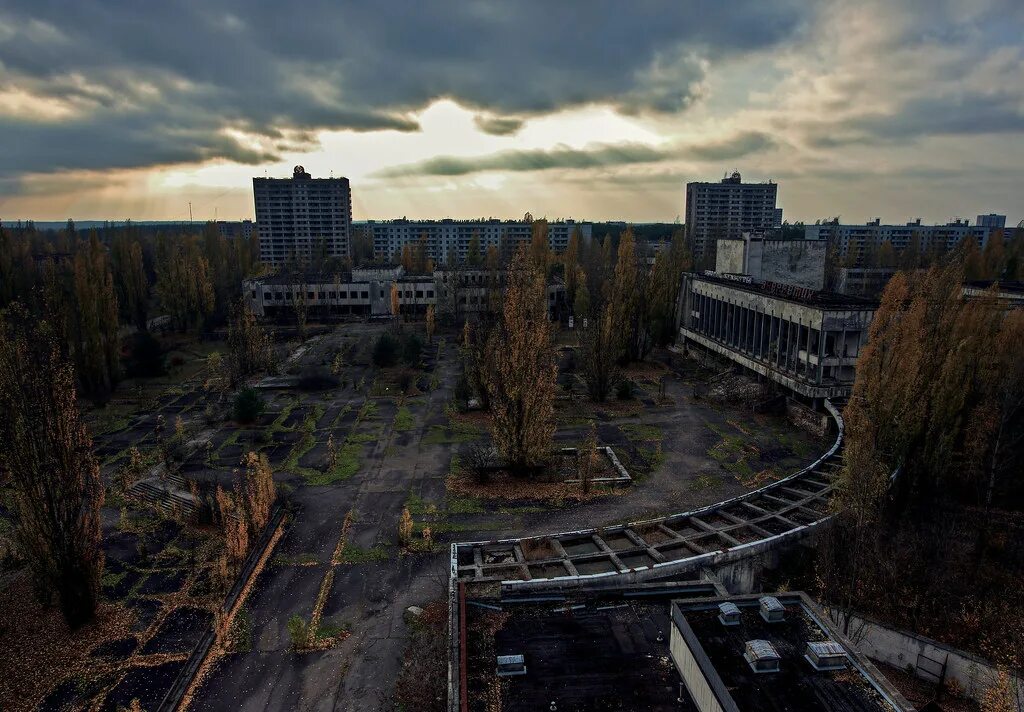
[452,400,843,592]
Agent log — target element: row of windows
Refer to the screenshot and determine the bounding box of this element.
[262,290,370,301]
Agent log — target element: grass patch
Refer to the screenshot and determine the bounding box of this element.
[347,429,381,444]
[305,442,363,485]
[286,432,317,477]
[406,492,439,516]
[339,544,390,564]
[690,473,722,491]
[316,618,348,639]
[272,552,319,566]
[230,606,253,653]
[358,400,379,421]
[423,422,482,445]
[393,406,415,431]
[446,496,484,514]
[272,399,298,430]
[621,423,662,441]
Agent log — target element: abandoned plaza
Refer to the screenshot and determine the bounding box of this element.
[12,240,1019,711]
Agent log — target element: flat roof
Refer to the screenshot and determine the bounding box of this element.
[672,594,911,712]
[464,591,710,712]
[690,272,878,309]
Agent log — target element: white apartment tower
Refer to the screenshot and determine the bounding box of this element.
[685,172,779,256]
[253,166,352,264]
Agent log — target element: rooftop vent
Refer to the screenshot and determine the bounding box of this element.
[496,654,527,677]
[804,641,848,671]
[718,602,741,627]
[759,596,785,623]
[743,639,781,673]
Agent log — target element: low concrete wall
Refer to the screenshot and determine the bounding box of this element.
[835,611,1023,710]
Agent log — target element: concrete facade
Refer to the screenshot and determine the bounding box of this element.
[253,166,352,265]
[676,273,875,399]
[243,268,565,320]
[836,267,899,298]
[716,235,826,290]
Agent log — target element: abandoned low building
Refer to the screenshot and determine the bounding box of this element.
[676,272,877,400]
[243,265,566,321]
[452,587,912,712]
[670,593,913,712]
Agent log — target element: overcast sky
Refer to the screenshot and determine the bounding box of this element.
[1,1,1022,225]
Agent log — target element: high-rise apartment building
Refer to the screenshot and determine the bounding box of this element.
[684,172,779,256]
[253,166,352,264]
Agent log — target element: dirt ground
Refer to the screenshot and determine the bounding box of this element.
[0,320,824,712]
[188,323,822,712]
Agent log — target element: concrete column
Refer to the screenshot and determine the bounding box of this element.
[805,323,813,378]
[753,309,761,354]
[817,325,826,385]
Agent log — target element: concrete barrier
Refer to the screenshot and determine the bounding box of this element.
[833,611,1023,710]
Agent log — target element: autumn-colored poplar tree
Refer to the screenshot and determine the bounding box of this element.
[155,235,215,331]
[425,304,436,344]
[608,228,639,361]
[70,233,121,401]
[563,228,581,305]
[111,233,149,331]
[466,232,482,266]
[227,298,275,386]
[529,219,550,275]
[0,306,104,628]
[481,247,557,470]
[390,282,401,322]
[579,307,620,402]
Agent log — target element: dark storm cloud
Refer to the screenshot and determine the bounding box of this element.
[0,0,808,178]
[686,132,777,160]
[803,92,1024,149]
[375,131,777,177]
[375,143,673,177]
[473,116,526,136]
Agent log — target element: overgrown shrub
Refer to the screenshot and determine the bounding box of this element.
[123,331,166,377]
[398,370,413,394]
[454,369,472,406]
[232,387,265,424]
[372,333,399,368]
[463,444,494,484]
[402,333,423,366]
[287,614,310,650]
[616,379,634,400]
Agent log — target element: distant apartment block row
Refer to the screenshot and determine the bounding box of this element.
[804,215,1006,259]
[252,166,590,265]
[358,218,591,264]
